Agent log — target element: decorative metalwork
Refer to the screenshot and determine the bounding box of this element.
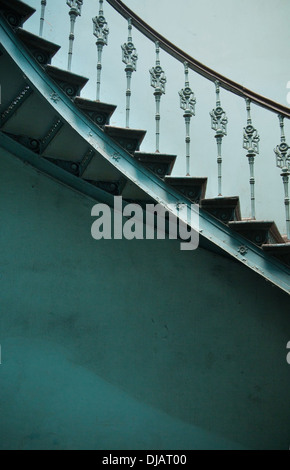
[150,42,167,152]
[179,62,196,176]
[274,115,290,239]
[146,162,170,179]
[93,0,109,101]
[243,99,260,154]
[238,246,248,256]
[243,99,260,220]
[39,0,47,37]
[210,81,228,195]
[66,0,83,72]
[56,80,79,98]
[0,85,33,126]
[112,152,121,162]
[122,18,138,128]
[32,47,50,66]
[79,148,95,176]
[50,92,60,103]
[40,118,63,152]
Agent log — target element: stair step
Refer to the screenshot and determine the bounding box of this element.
[133,152,176,178]
[16,28,60,66]
[74,97,116,127]
[262,243,290,267]
[164,176,207,203]
[104,126,146,155]
[201,196,241,223]
[46,65,89,99]
[228,221,284,247]
[0,0,35,29]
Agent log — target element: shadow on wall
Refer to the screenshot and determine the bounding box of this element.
[0,149,289,450]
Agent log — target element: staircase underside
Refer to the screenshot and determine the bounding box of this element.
[0,3,289,294]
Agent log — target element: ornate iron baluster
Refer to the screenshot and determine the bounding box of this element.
[210,81,228,195]
[150,42,166,152]
[179,62,196,176]
[243,99,260,219]
[274,115,290,239]
[66,0,83,72]
[122,18,138,128]
[93,0,109,101]
[39,0,47,37]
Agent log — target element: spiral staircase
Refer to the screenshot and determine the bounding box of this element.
[0,0,290,451]
[0,0,289,294]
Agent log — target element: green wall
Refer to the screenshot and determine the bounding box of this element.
[0,148,289,450]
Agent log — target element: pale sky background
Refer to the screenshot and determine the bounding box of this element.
[23,0,290,234]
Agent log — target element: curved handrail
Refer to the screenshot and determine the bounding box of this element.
[107,0,290,119]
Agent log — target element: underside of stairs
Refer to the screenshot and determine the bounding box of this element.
[0,0,289,293]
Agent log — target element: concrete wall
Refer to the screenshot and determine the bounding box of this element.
[0,148,289,450]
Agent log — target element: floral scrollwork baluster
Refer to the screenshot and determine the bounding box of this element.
[210,81,228,196]
[179,62,196,176]
[93,0,109,101]
[274,115,290,239]
[122,18,138,128]
[150,42,167,153]
[243,98,260,219]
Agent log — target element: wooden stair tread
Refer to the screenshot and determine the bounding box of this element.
[16,28,61,65]
[165,176,207,203]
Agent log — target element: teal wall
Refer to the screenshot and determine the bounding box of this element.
[0,148,289,450]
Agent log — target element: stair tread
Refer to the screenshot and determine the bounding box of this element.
[202,196,240,205]
[46,65,89,87]
[105,125,146,135]
[74,97,117,127]
[165,176,207,203]
[201,196,241,223]
[131,152,176,178]
[229,220,279,229]
[74,97,116,114]
[134,152,176,160]
[262,243,290,267]
[104,126,146,154]
[229,220,284,245]
[16,28,61,56]
[165,176,207,181]
[262,243,289,252]
[0,0,35,27]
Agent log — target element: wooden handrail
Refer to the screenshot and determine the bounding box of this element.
[106,0,290,119]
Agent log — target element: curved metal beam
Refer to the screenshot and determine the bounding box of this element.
[106,0,290,119]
